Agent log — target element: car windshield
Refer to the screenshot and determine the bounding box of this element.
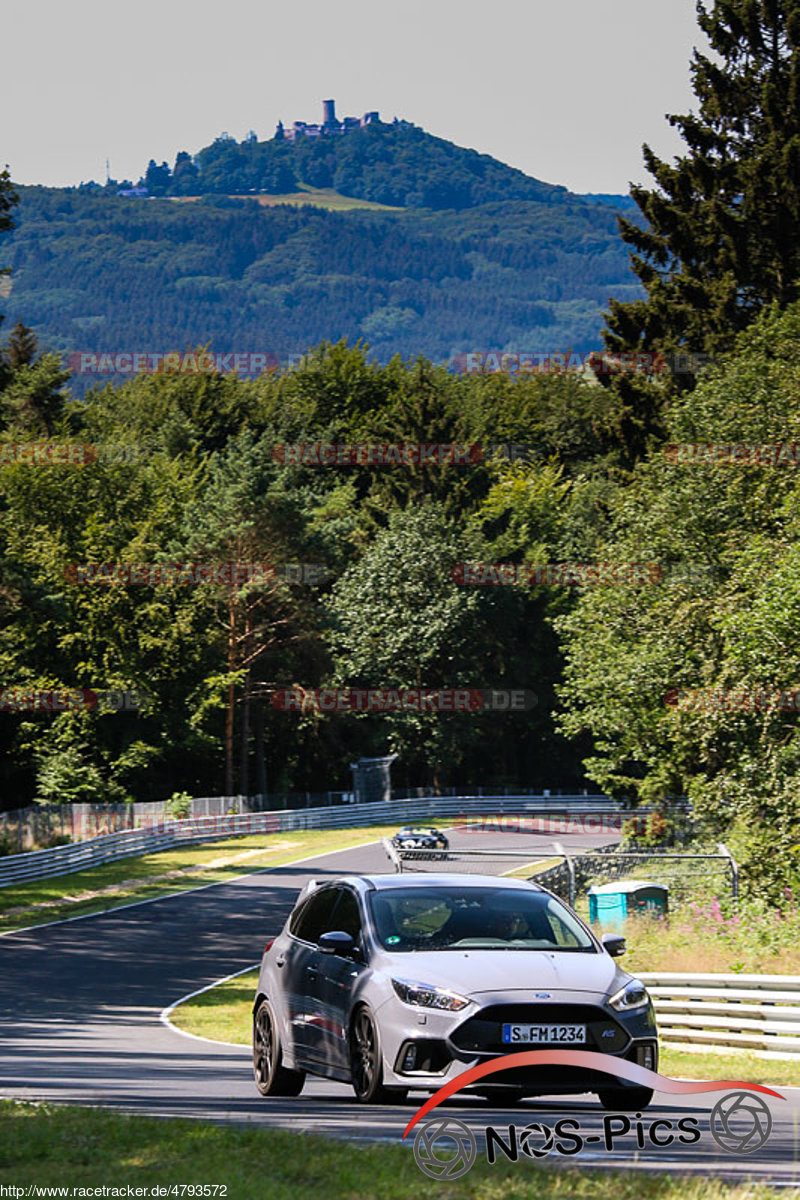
[368,886,597,952]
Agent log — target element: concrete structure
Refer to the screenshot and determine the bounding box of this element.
[278,100,381,143]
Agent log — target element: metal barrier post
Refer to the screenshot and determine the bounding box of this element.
[552,840,575,906]
[718,842,739,901]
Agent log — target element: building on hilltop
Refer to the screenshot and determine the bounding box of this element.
[276,100,381,143]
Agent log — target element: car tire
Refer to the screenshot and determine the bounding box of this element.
[349,1006,407,1104]
[597,1086,654,1111]
[253,998,305,1097]
[476,1087,527,1105]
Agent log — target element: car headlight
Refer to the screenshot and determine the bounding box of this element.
[391,978,470,1011]
[608,979,650,1012]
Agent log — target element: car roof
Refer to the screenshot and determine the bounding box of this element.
[338,873,544,892]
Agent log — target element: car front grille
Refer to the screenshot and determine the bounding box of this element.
[450,1003,629,1055]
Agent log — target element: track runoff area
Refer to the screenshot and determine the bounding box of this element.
[0,815,798,1184]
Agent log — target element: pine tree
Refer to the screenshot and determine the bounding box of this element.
[0,166,19,335]
[6,321,37,369]
[596,1,800,457]
[1,354,69,434]
[0,166,17,239]
[144,159,171,196]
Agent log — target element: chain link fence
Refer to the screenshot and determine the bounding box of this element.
[385,837,739,908]
[533,843,739,905]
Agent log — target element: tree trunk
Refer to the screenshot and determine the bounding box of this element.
[253,699,267,803]
[240,612,251,798]
[225,598,236,795]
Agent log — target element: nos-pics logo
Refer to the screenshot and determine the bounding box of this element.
[406,1051,781,1180]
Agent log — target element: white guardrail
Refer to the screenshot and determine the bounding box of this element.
[639,974,800,1061]
[0,794,625,889]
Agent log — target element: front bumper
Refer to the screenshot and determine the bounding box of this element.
[377,995,658,1094]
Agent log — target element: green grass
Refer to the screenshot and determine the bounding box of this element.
[660,1045,799,1088]
[171,968,259,1044]
[611,908,800,977]
[0,1101,783,1198]
[506,856,563,879]
[0,824,415,934]
[170,187,403,212]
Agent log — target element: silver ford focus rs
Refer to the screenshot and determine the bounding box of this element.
[253,873,658,1109]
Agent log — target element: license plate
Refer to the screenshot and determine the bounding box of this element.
[502,1023,587,1045]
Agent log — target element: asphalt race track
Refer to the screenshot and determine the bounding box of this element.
[1,827,798,1183]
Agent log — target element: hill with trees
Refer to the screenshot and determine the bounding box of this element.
[1,182,639,382]
[136,119,571,208]
[2,0,800,904]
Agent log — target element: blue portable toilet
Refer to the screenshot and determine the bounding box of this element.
[588,879,669,929]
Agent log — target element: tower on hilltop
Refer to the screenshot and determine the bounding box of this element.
[276,101,381,142]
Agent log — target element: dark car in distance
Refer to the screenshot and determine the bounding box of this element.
[391,827,449,852]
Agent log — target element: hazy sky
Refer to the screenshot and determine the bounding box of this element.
[3,0,704,194]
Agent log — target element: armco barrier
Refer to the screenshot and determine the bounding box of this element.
[639,973,800,1060]
[1,788,631,851]
[0,795,626,889]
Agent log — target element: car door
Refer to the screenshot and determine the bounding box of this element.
[312,886,368,1072]
[282,885,340,1061]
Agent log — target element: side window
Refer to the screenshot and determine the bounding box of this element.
[330,888,362,941]
[288,896,310,936]
[290,887,340,943]
[543,898,587,949]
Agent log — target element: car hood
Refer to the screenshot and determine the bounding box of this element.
[380,949,625,998]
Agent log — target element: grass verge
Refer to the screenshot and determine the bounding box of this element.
[0,1101,784,1198]
[616,909,800,976]
[0,824,422,934]
[168,970,800,1088]
[660,1046,799,1088]
[169,188,402,212]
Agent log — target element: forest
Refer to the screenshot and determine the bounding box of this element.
[2,0,800,903]
[1,182,638,379]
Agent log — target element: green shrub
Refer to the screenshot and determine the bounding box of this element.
[165,792,192,820]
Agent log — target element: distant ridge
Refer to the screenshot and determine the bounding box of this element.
[579,193,638,212]
[4,114,642,378]
[98,116,572,211]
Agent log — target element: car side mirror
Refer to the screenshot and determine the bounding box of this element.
[318,930,355,956]
[602,933,627,958]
